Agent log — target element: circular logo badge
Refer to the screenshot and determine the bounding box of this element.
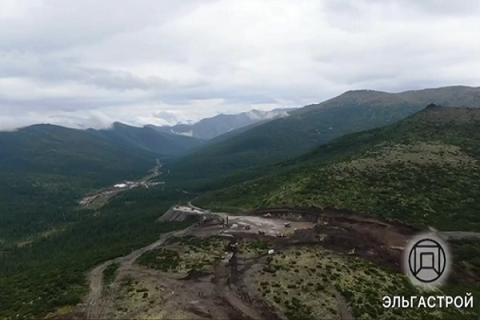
[402,233,451,288]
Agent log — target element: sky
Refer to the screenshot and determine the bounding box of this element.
[1,0,480,130]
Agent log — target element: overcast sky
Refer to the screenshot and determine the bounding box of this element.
[1,0,480,130]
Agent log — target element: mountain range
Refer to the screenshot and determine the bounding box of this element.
[194,103,480,231]
[146,107,297,140]
[2,85,480,319]
[162,85,480,188]
[86,122,205,157]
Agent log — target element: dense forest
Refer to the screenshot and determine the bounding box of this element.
[0,124,201,319]
[0,188,194,319]
[0,124,159,241]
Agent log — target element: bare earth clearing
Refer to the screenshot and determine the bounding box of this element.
[48,204,480,320]
[78,161,163,209]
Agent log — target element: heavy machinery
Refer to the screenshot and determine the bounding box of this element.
[258,230,266,235]
[284,222,291,228]
[263,213,272,218]
[244,225,251,230]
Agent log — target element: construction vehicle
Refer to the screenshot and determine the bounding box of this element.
[263,213,272,218]
[258,230,266,235]
[276,232,286,238]
[244,225,251,230]
[284,222,291,228]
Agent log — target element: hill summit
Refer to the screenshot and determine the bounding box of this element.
[194,105,480,232]
[164,85,480,187]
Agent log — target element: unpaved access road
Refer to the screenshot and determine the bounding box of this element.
[81,203,480,320]
[79,161,163,209]
[221,285,263,320]
[84,225,196,319]
[82,204,294,320]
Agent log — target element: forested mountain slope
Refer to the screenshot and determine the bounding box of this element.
[87,122,204,157]
[0,124,197,320]
[0,124,159,241]
[0,188,194,320]
[164,86,480,187]
[195,104,480,232]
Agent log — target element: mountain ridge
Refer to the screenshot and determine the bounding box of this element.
[86,122,204,157]
[147,107,297,140]
[163,85,480,187]
[296,85,480,114]
[193,104,480,232]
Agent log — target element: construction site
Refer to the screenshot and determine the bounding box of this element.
[50,205,475,320]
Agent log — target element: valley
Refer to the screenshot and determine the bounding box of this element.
[2,94,480,320]
[79,159,164,209]
[3,1,480,318]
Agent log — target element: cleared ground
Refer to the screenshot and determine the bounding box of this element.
[48,205,479,320]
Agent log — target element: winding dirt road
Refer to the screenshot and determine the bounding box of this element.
[84,225,196,319]
[83,203,480,320]
[83,204,282,320]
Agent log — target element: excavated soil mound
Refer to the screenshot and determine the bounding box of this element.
[233,207,422,272]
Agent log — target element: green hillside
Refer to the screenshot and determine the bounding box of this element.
[0,124,159,241]
[194,104,480,232]
[0,187,195,320]
[0,124,196,319]
[87,122,204,157]
[164,86,480,187]
[202,117,278,146]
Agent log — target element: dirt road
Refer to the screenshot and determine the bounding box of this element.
[84,225,196,319]
[221,285,263,320]
[83,203,283,320]
[438,231,480,240]
[79,161,162,208]
[82,203,480,320]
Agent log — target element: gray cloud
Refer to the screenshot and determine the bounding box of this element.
[0,0,480,130]
[0,53,174,91]
[0,0,216,53]
[322,0,480,17]
[153,111,179,124]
